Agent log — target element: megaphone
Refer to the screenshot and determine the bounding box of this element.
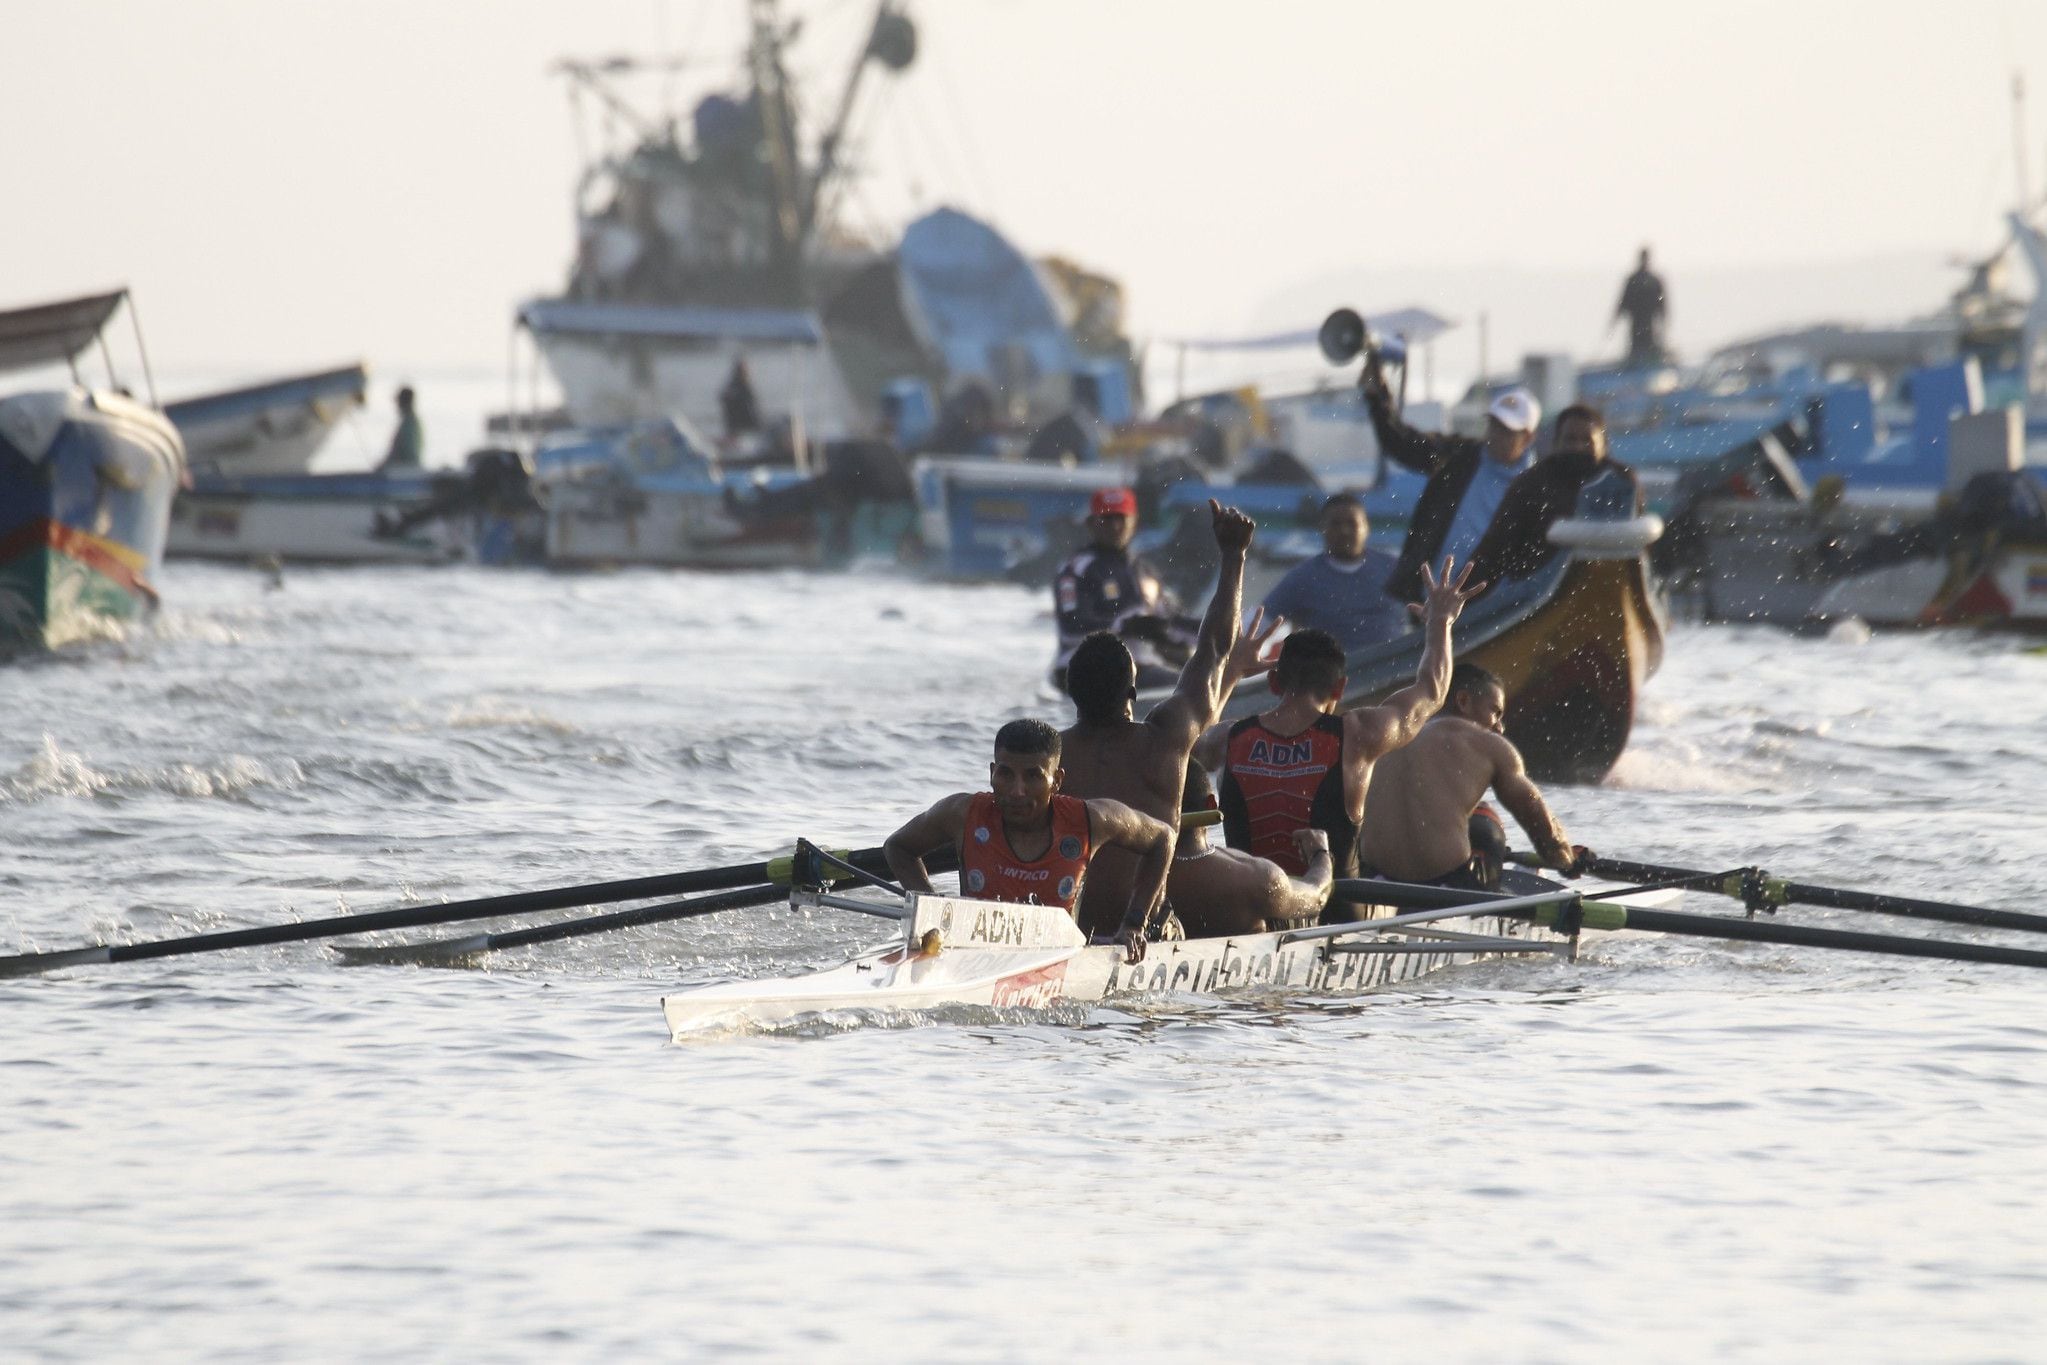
[1318,307,1370,365]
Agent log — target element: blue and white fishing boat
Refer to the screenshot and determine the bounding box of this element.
[0,290,185,653]
[165,363,368,476]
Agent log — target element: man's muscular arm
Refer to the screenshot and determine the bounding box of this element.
[1347,558,1482,763]
[1262,828,1334,922]
[1151,501,1255,740]
[1086,799,1177,962]
[883,792,974,894]
[1489,737,1585,874]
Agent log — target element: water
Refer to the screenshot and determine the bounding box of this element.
[5,563,2047,1361]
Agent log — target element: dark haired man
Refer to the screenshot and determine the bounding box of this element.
[1466,404,1641,589]
[1197,558,1481,909]
[1360,663,1590,889]
[883,718,1175,961]
[377,386,423,472]
[1058,499,1260,948]
[1359,348,1541,603]
[1257,493,1408,652]
[1167,759,1334,937]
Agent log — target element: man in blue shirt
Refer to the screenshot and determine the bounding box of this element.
[1258,493,1410,653]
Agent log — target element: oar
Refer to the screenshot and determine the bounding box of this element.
[0,846,889,979]
[1509,897,2047,972]
[332,884,794,966]
[1518,853,2047,937]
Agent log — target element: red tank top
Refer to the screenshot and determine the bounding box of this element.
[958,793,1092,910]
[1218,714,1355,876]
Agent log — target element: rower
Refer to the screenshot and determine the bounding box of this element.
[882,718,1175,962]
[1168,759,1334,937]
[1359,662,1590,889]
[1056,499,1258,947]
[1195,557,1482,921]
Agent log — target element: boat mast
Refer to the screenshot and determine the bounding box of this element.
[748,0,809,302]
[801,2,916,246]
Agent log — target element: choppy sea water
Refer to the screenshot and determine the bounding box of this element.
[4,562,2047,1361]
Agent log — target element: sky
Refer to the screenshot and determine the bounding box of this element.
[4,0,2043,406]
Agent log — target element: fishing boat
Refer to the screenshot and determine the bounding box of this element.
[165,363,368,476]
[165,468,466,565]
[0,289,185,653]
[1136,474,1667,784]
[661,873,1579,1038]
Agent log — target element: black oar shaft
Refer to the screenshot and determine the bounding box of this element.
[0,847,891,977]
[1579,856,2047,936]
[1514,901,2047,971]
[482,883,789,952]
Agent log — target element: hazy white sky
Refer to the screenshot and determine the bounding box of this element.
[5,0,2042,390]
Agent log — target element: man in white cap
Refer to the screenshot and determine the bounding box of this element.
[1360,361,1540,605]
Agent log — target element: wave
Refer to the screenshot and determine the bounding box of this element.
[0,734,305,805]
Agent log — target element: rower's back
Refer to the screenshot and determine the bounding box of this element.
[1361,716,1507,884]
[1060,712,1188,937]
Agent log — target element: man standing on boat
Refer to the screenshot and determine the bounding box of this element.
[1466,404,1640,590]
[1256,493,1409,652]
[1052,487,1176,688]
[1057,499,1259,949]
[377,387,423,472]
[1358,360,1541,605]
[1168,759,1334,936]
[1195,558,1482,920]
[1616,247,1669,369]
[1360,663,1590,889]
[882,718,1175,962]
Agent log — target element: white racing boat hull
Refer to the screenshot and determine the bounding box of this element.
[661,892,1548,1038]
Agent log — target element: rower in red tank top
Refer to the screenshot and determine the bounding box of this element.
[958,791,1091,909]
[884,719,1180,962]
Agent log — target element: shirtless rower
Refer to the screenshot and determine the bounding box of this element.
[1195,557,1482,922]
[1056,499,1258,953]
[1360,663,1591,889]
[883,718,1175,962]
[1169,759,1334,936]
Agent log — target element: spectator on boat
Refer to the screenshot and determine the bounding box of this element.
[1257,492,1409,652]
[1360,663,1590,889]
[720,357,761,440]
[1616,247,1669,369]
[1465,404,1640,590]
[1167,758,1334,937]
[377,387,423,472]
[882,718,1176,963]
[1057,500,1258,952]
[1359,360,1540,604]
[1052,487,1177,687]
[1193,559,1482,920]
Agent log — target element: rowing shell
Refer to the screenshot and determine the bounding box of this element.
[660,887,1571,1039]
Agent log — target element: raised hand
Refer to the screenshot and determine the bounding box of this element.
[1224,606,1284,684]
[1412,556,1484,630]
[1210,498,1255,555]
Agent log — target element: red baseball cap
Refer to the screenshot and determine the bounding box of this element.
[1090,487,1138,517]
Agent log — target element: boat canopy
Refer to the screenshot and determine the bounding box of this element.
[895,207,1079,386]
[0,289,126,377]
[517,300,826,346]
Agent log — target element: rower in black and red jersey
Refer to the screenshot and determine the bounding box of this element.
[883,719,1175,962]
[1196,557,1482,922]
